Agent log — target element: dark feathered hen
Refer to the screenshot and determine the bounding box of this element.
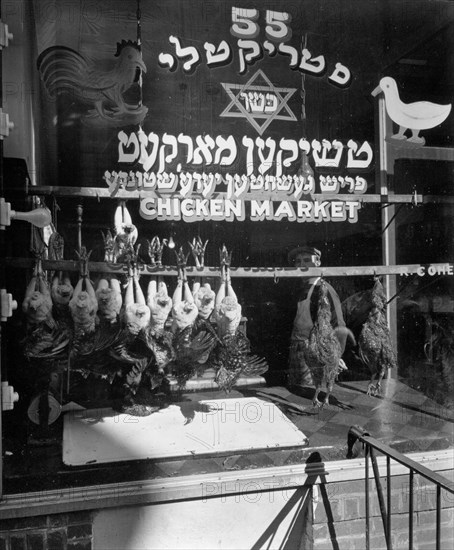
[169,326,216,388]
[303,279,347,407]
[358,277,397,396]
[212,331,268,393]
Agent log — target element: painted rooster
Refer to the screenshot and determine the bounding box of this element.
[303,279,347,407]
[358,277,397,396]
[37,40,147,122]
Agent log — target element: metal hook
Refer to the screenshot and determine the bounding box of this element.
[274,270,279,284]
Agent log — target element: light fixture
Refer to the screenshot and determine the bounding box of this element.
[167,235,176,249]
[166,223,176,249]
[0,197,52,230]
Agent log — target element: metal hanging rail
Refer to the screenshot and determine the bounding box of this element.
[347,425,454,550]
[4,257,454,278]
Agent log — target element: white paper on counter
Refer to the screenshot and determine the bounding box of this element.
[63,397,308,465]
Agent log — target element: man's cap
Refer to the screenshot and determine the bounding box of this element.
[288,245,322,263]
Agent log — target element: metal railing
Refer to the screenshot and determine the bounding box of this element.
[347,425,454,550]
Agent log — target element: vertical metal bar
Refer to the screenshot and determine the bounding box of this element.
[387,456,392,549]
[76,204,83,254]
[409,470,414,550]
[375,95,398,366]
[436,484,441,550]
[365,447,370,550]
[370,448,391,549]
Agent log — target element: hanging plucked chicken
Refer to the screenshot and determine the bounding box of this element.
[211,246,268,393]
[358,277,397,396]
[95,276,123,326]
[302,278,348,408]
[166,248,216,388]
[112,202,139,263]
[22,257,70,360]
[135,278,175,385]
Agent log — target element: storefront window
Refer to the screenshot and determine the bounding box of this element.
[1,0,453,499]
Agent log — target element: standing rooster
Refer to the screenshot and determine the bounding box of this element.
[358,277,397,396]
[303,279,347,408]
[37,40,147,125]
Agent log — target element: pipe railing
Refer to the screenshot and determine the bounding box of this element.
[347,425,454,550]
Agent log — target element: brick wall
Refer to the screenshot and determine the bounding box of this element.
[0,511,93,550]
[313,470,454,550]
[1,469,452,550]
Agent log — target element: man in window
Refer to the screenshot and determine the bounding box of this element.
[287,245,347,387]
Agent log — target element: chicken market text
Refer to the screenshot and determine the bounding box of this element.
[139,197,361,223]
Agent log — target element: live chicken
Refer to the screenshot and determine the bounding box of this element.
[302,279,347,407]
[358,277,397,396]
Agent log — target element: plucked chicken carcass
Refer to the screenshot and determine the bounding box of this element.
[47,228,73,325]
[358,277,397,396]
[135,279,174,382]
[110,271,151,390]
[147,236,167,268]
[192,281,217,338]
[193,282,215,320]
[36,40,147,120]
[167,251,216,388]
[96,276,123,325]
[189,236,209,268]
[122,271,150,336]
[22,261,69,360]
[22,262,55,330]
[51,273,74,316]
[114,278,174,416]
[82,271,153,415]
[211,248,268,392]
[101,229,116,263]
[113,202,139,263]
[69,274,141,386]
[302,279,347,407]
[69,275,98,336]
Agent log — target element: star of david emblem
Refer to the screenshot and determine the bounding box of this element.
[220,69,297,135]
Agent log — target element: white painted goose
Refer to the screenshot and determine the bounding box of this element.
[373,76,451,145]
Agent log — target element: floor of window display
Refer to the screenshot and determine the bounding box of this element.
[3,377,453,494]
